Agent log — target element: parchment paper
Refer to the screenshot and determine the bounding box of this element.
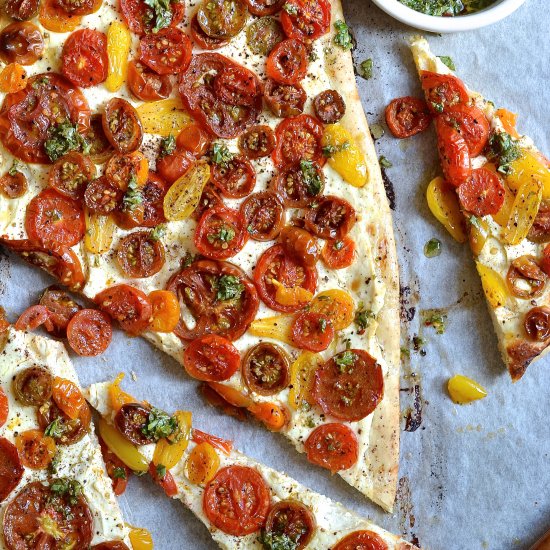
[1,1,549,548]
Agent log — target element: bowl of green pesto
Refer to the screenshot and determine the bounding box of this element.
[371,0,527,32]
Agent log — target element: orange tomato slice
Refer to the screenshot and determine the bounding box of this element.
[39,0,82,32]
[149,290,180,332]
[52,377,85,420]
[185,442,220,485]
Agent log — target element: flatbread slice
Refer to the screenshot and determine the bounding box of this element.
[86,378,416,550]
[410,36,550,381]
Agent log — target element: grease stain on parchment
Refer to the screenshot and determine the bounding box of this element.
[396,476,421,547]
[0,249,11,296]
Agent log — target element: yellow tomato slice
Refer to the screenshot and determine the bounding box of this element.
[149,290,181,332]
[426,176,467,243]
[289,351,322,411]
[136,99,191,136]
[248,315,294,345]
[505,150,550,199]
[467,215,489,256]
[309,289,355,330]
[105,21,132,93]
[109,373,137,413]
[491,185,515,227]
[207,382,252,408]
[321,124,368,187]
[84,209,116,255]
[272,279,313,307]
[448,374,487,404]
[476,263,508,309]
[0,63,27,93]
[153,410,192,469]
[502,178,543,245]
[185,442,220,485]
[163,161,210,221]
[129,527,154,550]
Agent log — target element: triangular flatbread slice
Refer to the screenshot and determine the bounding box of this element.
[410,37,550,381]
[0,326,130,548]
[86,379,416,550]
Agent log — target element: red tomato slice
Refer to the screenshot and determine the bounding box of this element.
[0,22,44,66]
[67,309,113,357]
[457,167,505,217]
[421,70,469,114]
[304,195,356,240]
[0,388,8,428]
[290,311,334,352]
[210,155,256,199]
[149,461,178,497]
[25,188,85,247]
[102,98,143,154]
[98,436,131,496]
[243,0,284,15]
[385,96,431,138]
[435,119,471,187]
[139,27,192,76]
[203,465,270,536]
[52,377,86,420]
[0,437,24,502]
[266,38,308,85]
[116,230,166,278]
[61,29,108,88]
[156,149,195,184]
[333,530,389,550]
[189,13,230,50]
[304,423,358,472]
[48,151,96,201]
[280,0,330,41]
[239,191,285,242]
[313,349,384,422]
[192,428,233,455]
[264,500,316,549]
[95,284,152,336]
[15,305,53,332]
[541,244,550,278]
[176,123,211,157]
[321,236,355,269]
[141,172,169,228]
[183,334,240,382]
[119,0,184,35]
[127,60,173,101]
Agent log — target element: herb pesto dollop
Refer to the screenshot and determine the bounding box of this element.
[399,0,495,16]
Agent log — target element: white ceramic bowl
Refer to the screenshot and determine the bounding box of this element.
[371,0,528,32]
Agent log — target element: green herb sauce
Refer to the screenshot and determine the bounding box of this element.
[399,0,496,16]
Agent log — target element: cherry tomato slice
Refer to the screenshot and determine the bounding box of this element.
[304,195,356,240]
[49,151,96,200]
[0,22,44,66]
[420,70,469,114]
[98,436,131,496]
[119,0,185,35]
[199,382,248,421]
[67,309,113,356]
[13,366,53,406]
[84,114,114,164]
[0,169,27,198]
[194,205,248,260]
[266,38,308,85]
[37,398,91,445]
[149,461,178,497]
[176,123,212,157]
[139,27,192,76]
[291,311,334,352]
[114,403,155,445]
[253,244,317,313]
[15,429,56,469]
[191,183,224,222]
[25,188,85,247]
[314,349,384,422]
[61,29,108,88]
[84,176,124,214]
[39,0,83,33]
[6,0,40,20]
[242,342,290,395]
[103,98,143,154]
[244,0,284,16]
[279,226,319,267]
[116,230,166,278]
[190,13,230,50]
[156,149,195,185]
[166,259,259,341]
[313,89,346,124]
[95,284,152,336]
[435,119,472,187]
[272,114,325,168]
[240,191,285,242]
[304,422,358,472]
[192,428,233,455]
[321,236,355,269]
[149,289,180,332]
[385,96,431,138]
[15,305,53,332]
[142,172,169,228]
[272,162,325,207]
[55,0,102,15]
[507,256,546,300]
[203,465,270,536]
[264,78,306,118]
[52,376,85,420]
[196,0,248,39]
[457,167,505,217]
[0,388,8,428]
[3,481,93,548]
[184,334,240,382]
[211,155,256,198]
[238,125,276,159]
[0,437,24,502]
[333,530,389,550]
[264,500,316,550]
[127,60,173,102]
[0,63,28,94]
[246,16,283,56]
[524,306,550,341]
[105,151,149,190]
[280,0,330,42]
[31,286,79,336]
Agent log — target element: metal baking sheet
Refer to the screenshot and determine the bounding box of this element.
[0,1,548,548]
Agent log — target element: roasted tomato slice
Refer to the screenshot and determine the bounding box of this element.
[39,285,82,338]
[272,162,324,207]
[246,17,284,56]
[105,150,149,190]
[291,311,334,352]
[314,349,383,422]
[240,191,285,242]
[264,500,316,550]
[179,53,262,139]
[25,188,85,247]
[0,22,44,66]
[304,195,355,240]
[279,226,319,267]
[116,230,166,278]
[524,306,550,341]
[280,0,330,41]
[192,183,223,222]
[119,0,184,35]
[66,309,112,356]
[141,172,169,227]
[156,149,195,185]
[166,259,259,341]
[210,155,256,198]
[435,118,472,187]
[61,29,108,88]
[190,13,229,50]
[84,114,114,164]
[253,244,317,313]
[48,151,96,200]
[39,0,83,33]
[0,438,24,502]
[266,38,308,85]
[15,429,55,470]
[139,27,192,76]
[99,435,131,496]
[15,305,53,332]
[127,60,172,101]
[13,366,53,406]
[244,0,284,16]
[333,530,389,550]
[242,342,290,395]
[183,334,240,382]
[321,236,355,269]
[0,238,85,289]
[438,103,490,157]
[385,96,431,138]
[196,0,248,39]
[194,205,248,260]
[238,125,276,159]
[37,398,91,445]
[3,481,93,548]
[148,461,178,497]
[506,256,546,300]
[0,72,90,164]
[54,0,102,15]
[264,78,306,118]
[421,70,469,114]
[6,0,40,20]
[203,465,270,536]
[95,284,152,336]
[0,168,27,198]
[114,403,154,445]
[84,176,124,214]
[304,422,358,472]
[102,98,143,154]
[457,167,505,217]
[51,377,86,420]
[272,115,325,168]
[313,89,346,124]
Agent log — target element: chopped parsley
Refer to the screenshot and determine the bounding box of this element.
[210,142,234,167]
[143,0,177,33]
[150,224,166,241]
[438,55,456,71]
[207,225,235,244]
[44,418,64,439]
[357,58,373,80]
[322,141,350,158]
[215,274,244,301]
[299,160,322,196]
[50,478,83,506]
[159,134,176,157]
[282,2,298,14]
[142,408,178,441]
[334,350,357,372]
[113,467,127,480]
[259,531,299,550]
[424,238,442,258]
[354,307,374,333]
[156,464,167,479]
[379,156,392,168]
[123,176,143,212]
[424,313,447,334]
[333,20,353,50]
[318,317,328,332]
[487,132,521,174]
[44,121,90,162]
